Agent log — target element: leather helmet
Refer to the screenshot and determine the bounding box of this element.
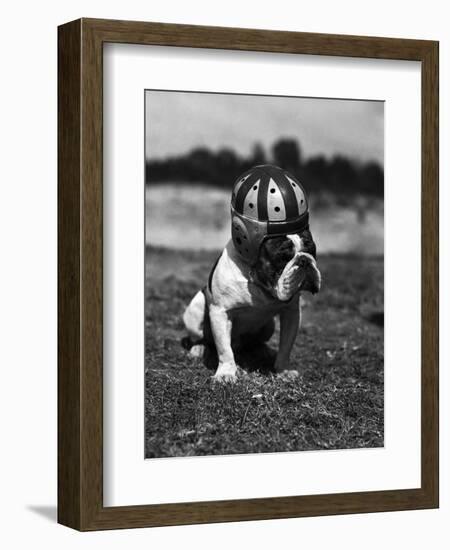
[231,164,309,265]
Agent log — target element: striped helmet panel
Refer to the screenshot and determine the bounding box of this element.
[232,171,253,199]
[285,174,307,214]
[233,170,261,213]
[267,178,287,221]
[242,178,261,219]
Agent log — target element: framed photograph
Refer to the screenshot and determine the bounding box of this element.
[58,18,439,530]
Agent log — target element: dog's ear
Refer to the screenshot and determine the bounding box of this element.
[299,255,322,295]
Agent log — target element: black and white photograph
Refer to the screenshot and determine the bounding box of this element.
[144,90,384,459]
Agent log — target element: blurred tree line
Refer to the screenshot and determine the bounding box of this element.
[145,138,383,199]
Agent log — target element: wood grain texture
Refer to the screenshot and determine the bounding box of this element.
[420,41,439,506]
[57,19,82,530]
[57,18,439,531]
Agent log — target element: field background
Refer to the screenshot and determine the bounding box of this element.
[146,183,383,254]
[144,184,384,458]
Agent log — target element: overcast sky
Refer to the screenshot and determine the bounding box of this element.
[145,90,384,165]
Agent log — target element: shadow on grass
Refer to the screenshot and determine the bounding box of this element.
[183,338,277,375]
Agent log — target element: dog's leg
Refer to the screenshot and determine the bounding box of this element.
[183,290,206,358]
[274,301,300,376]
[209,305,237,383]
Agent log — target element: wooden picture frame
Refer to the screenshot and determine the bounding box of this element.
[58,18,439,531]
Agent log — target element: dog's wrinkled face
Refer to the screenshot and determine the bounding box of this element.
[253,229,320,300]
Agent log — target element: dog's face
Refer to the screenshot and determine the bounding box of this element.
[253,229,321,300]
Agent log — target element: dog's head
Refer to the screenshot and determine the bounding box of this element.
[252,229,321,301]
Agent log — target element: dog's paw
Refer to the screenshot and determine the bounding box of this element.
[276,369,300,381]
[189,344,204,358]
[213,362,237,383]
[213,372,237,384]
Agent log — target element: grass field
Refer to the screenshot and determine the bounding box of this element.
[145,246,384,458]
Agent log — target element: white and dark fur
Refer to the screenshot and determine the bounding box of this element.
[183,229,321,382]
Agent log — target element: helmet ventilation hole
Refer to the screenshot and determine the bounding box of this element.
[291,182,296,187]
[236,237,242,245]
[301,199,304,204]
[253,185,258,190]
[249,203,254,208]
[274,206,280,212]
[270,188,276,193]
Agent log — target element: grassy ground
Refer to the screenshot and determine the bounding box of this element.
[145,247,384,458]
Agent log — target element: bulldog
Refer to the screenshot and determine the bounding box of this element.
[182,229,321,382]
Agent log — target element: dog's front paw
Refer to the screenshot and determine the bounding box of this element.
[213,362,238,383]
